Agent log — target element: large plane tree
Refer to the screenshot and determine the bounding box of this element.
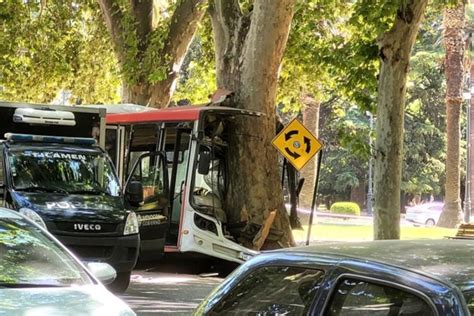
[97,0,208,107]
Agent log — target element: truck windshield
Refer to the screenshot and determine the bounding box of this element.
[7,149,120,196]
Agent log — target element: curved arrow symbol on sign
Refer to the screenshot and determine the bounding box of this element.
[304,136,311,153]
[285,130,299,141]
[285,147,301,159]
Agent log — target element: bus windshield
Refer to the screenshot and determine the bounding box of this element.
[7,149,120,196]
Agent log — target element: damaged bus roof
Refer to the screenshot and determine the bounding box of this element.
[103,104,264,124]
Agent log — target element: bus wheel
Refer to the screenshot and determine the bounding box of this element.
[107,271,131,294]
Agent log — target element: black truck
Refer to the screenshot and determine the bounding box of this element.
[0,102,141,292]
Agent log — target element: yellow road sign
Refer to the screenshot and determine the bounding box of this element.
[272,118,323,171]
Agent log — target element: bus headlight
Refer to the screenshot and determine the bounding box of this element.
[19,208,47,230]
[124,212,139,235]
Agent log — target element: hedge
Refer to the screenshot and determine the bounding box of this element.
[330,202,361,216]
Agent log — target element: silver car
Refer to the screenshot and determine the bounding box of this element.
[0,207,135,315]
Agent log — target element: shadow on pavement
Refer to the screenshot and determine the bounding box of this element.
[121,255,239,315]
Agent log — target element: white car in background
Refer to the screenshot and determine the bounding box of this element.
[405,201,444,227]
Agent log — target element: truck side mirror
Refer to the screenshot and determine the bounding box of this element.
[126,181,144,206]
[198,148,211,175]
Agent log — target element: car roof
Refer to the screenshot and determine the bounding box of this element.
[272,239,474,291]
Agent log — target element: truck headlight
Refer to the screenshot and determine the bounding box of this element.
[124,212,139,235]
[19,208,47,230]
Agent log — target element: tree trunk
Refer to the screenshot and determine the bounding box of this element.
[98,0,207,108]
[438,3,465,228]
[299,94,320,209]
[210,0,296,248]
[374,0,428,240]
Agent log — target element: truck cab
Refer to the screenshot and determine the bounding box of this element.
[0,102,140,293]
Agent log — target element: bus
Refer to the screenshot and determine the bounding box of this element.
[104,104,267,264]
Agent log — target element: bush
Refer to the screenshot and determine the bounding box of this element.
[330,202,361,216]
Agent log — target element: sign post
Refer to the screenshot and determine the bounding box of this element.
[272,118,323,245]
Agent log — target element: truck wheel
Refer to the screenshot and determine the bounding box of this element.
[107,271,131,294]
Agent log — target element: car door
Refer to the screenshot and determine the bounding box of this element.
[194,254,338,315]
[311,260,466,316]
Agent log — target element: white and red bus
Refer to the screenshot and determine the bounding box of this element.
[104,104,263,263]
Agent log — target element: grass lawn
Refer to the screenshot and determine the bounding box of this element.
[293,223,457,243]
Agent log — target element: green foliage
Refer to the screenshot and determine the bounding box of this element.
[0,0,120,104]
[401,7,450,197]
[113,0,182,86]
[330,202,361,216]
[174,16,216,104]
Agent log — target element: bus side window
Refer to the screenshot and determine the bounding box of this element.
[105,128,118,166]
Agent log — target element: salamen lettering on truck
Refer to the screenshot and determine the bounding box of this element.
[24,151,88,161]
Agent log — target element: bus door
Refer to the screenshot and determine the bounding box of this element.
[122,123,170,258]
[161,123,192,248]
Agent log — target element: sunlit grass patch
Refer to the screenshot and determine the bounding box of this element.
[293,224,457,243]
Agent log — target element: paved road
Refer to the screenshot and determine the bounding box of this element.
[120,257,229,315]
[121,270,222,315]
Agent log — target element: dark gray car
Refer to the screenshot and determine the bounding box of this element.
[195,239,474,315]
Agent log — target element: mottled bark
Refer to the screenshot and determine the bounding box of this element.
[98,0,207,107]
[374,0,428,239]
[210,0,297,248]
[299,94,320,209]
[438,3,465,228]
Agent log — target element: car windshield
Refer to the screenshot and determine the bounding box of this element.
[8,149,120,196]
[0,215,93,287]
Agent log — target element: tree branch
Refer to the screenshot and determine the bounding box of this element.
[97,0,127,65]
[131,0,153,51]
[209,0,250,88]
[147,0,208,106]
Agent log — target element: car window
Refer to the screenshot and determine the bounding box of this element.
[326,278,434,316]
[209,266,325,315]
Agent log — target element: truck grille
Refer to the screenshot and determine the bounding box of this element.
[68,245,114,260]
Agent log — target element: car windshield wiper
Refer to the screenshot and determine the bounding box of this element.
[15,186,68,194]
[0,283,68,288]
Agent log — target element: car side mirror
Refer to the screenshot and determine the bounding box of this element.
[126,181,144,206]
[86,262,117,285]
[198,149,211,175]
